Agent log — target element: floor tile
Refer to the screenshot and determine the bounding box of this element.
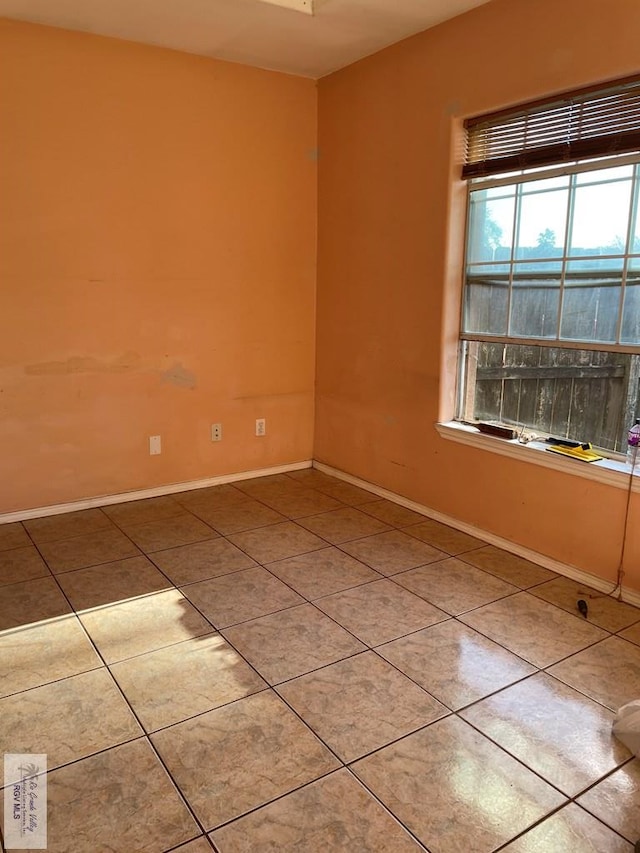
[315,579,449,646]
[296,507,391,544]
[39,527,140,573]
[56,555,171,610]
[548,636,640,711]
[180,567,303,628]
[173,840,215,853]
[285,468,338,486]
[0,616,102,698]
[351,716,565,853]
[0,668,142,780]
[619,621,640,646]
[0,545,49,587]
[234,474,306,500]
[210,769,425,852]
[577,761,640,843]
[500,803,633,852]
[393,557,518,615]
[9,472,640,853]
[0,521,30,551]
[222,603,365,683]
[23,508,115,544]
[359,499,427,527]
[460,592,609,667]
[377,620,535,710]
[266,547,380,599]
[313,479,379,505]
[110,633,266,731]
[189,498,286,534]
[19,739,198,852]
[340,529,447,575]
[80,589,213,663]
[460,672,630,796]
[460,545,557,589]
[123,513,216,553]
[174,483,249,510]
[228,522,326,564]
[149,537,257,586]
[529,576,640,632]
[102,495,186,527]
[257,488,345,518]
[151,691,339,829]
[0,576,72,631]
[403,518,487,554]
[277,652,448,762]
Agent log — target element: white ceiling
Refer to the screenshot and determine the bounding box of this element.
[0,0,494,78]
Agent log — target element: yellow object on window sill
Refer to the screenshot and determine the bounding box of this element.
[545,443,604,463]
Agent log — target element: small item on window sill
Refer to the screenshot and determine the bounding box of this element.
[546,442,603,463]
[476,422,517,440]
[577,599,588,618]
[517,425,539,444]
[545,437,582,448]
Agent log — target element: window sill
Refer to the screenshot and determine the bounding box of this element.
[435,421,639,492]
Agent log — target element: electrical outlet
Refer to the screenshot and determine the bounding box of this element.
[255,418,266,437]
[211,423,222,442]
[149,435,161,455]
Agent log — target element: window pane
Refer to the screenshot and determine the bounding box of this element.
[569,180,631,258]
[575,164,633,184]
[509,266,560,338]
[560,262,621,343]
[521,175,569,193]
[466,190,515,264]
[621,273,640,345]
[515,188,568,261]
[463,266,509,335]
[459,341,638,453]
[630,176,640,254]
[566,257,624,272]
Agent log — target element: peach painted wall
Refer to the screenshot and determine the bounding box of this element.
[0,19,317,512]
[316,0,640,591]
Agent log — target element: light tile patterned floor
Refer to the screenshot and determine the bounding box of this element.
[0,469,639,852]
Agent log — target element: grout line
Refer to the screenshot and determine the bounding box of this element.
[163,836,217,853]
[204,768,347,837]
[341,767,432,851]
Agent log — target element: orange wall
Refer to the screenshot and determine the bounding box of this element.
[0,20,317,512]
[316,0,640,591]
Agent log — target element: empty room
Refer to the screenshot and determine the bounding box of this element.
[1,0,640,850]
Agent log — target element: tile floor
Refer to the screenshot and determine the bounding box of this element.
[0,467,639,852]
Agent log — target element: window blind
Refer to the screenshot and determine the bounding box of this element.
[463,77,640,179]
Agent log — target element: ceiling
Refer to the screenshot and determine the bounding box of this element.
[0,0,494,78]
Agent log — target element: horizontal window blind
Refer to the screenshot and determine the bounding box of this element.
[464,77,640,179]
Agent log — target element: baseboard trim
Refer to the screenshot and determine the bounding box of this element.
[0,460,313,524]
[313,461,640,609]
[4,456,638,608]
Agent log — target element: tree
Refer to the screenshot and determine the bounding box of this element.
[536,228,556,252]
[480,213,503,261]
[485,217,502,255]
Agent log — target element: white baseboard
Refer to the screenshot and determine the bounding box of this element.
[0,460,313,524]
[313,461,640,609]
[4,455,639,609]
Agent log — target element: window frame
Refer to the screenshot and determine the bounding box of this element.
[453,81,640,461]
[461,154,640,353]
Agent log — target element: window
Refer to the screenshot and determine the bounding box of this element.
[457,79,640,454]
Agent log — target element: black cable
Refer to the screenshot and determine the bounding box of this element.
[576,441,637,611]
